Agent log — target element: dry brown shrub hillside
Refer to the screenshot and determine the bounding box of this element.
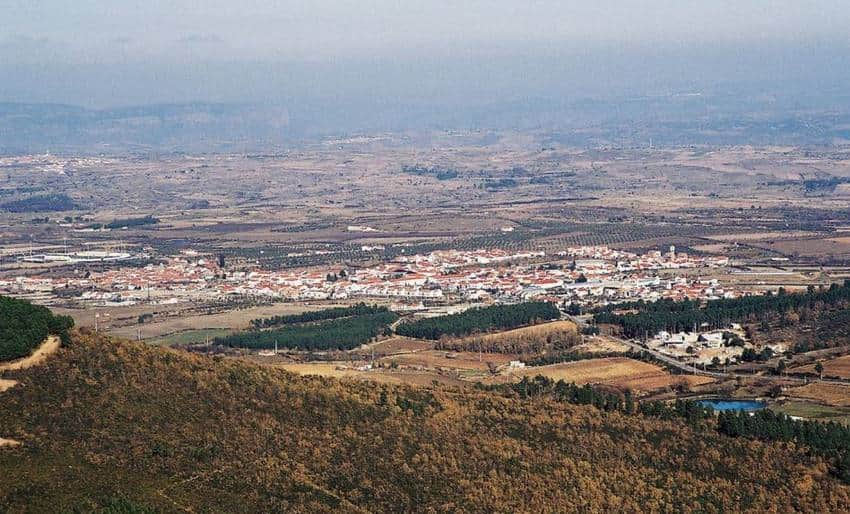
[439,320,580,355]
[0,330,848,513]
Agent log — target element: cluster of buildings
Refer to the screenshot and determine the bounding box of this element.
[0,245,735,309]
[649,324,748,365]
[0,154,118,174]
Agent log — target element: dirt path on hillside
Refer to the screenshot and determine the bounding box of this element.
[0,335,60,372]
[0,335,61,448]
[0,379,18,392]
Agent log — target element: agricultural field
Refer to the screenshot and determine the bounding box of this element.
[379,350,516,373]
[442,319,579,354]
[145,328,234,347]
[475,319,577,342]
[568,336,631,354]
[770,400,850,425]
[510,357,715,393]
[359,337,434,355]
[273,362,468,387]
[788,382,850,407]
[791,355,850,379]
[60,302,335,341]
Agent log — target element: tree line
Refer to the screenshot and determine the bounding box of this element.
[250,303,390,329]
[395,301,560,340]
[215,310,398,351]
[594,281,850,339]
[104,215,159,229]
[0,295,74,361]
[503,374,850,484]
[1,193,79,213]
[503,375,714,423]
[718,409,850,483]
[7,334,849,511]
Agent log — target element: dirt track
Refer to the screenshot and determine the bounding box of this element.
[0,335,61,448]
[0,335,60,372]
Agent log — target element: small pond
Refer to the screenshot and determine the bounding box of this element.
[696,399,767,412]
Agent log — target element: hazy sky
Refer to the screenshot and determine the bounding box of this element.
[2,1,850,107]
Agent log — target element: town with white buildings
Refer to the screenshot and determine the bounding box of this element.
[0,244,736,311]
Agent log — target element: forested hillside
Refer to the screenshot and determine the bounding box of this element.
[1,332,848,512]
[0,296,74,361]
[594,282,850,346]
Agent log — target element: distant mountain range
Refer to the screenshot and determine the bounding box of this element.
[2,92,850,153]
[0,102,292,154]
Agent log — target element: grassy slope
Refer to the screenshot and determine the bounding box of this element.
[1,330,849,513]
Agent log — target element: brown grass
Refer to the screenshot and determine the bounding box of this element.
[100,302,335,340]
[569,336,631,354]
[788,382,850,407]
[273,362,467,387]
[380,350,516,372]
[475,320,577,342]
[361,337,434,355]
[446,320,579,354]
[792,355,850,379]
[513,357,714,393]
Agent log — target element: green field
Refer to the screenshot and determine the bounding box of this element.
[146,328,234,347]
[770,401,850,425]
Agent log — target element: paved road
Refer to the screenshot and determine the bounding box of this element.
[565,313,850,386]
[618,338,850,386]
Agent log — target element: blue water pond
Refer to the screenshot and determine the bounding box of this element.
[696,399,767,412]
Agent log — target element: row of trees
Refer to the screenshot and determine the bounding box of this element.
[505,375,714,423]
[250,303,389,329]
[215,310,398,351]
[594,282,850,339]
[1,193,78,212]
[104,215,159,229]
[401,164,459,180]
[0,295,74,361]
[395,301,560,340]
